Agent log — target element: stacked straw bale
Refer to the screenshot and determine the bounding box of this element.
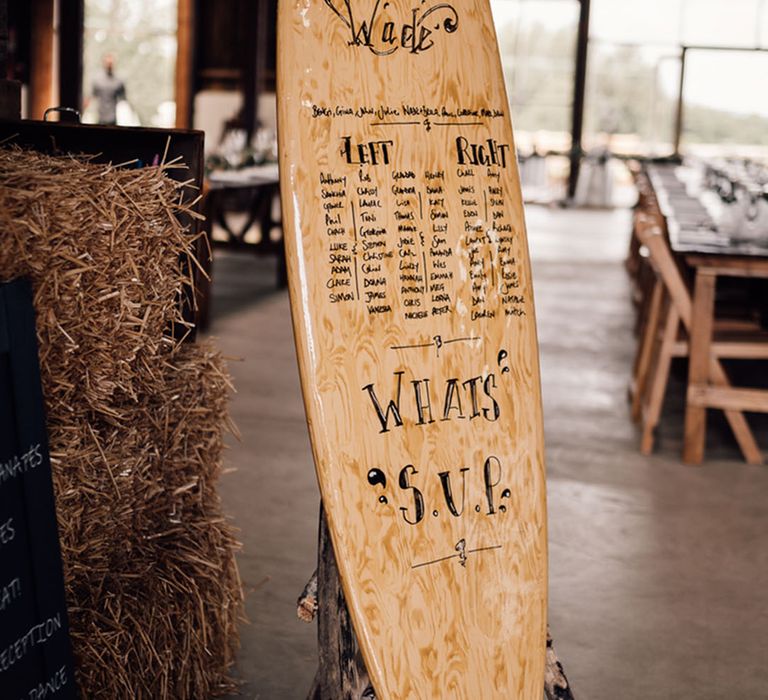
[0,146,242,698]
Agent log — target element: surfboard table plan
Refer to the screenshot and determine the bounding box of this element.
[278,1,549,697]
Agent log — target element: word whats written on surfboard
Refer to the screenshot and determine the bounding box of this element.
[0,278,78,700]
[323,0,459,55]
[362,346,515,546]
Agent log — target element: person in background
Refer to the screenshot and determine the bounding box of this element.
[89,54,125,126]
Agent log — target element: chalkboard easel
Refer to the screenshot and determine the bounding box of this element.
[0,277,78,699]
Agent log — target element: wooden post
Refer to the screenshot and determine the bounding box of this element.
[307,504,374,700]
[175,0,196,129]
[673,47,687,157]
[299,506,576,700]
[682,269,716,465]
[241,0,260,141]
[30,0,55,119]
[567,0,591,200]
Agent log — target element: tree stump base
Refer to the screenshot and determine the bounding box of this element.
[298,505,575,700]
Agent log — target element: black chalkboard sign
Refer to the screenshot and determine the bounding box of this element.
[0,278,78,699]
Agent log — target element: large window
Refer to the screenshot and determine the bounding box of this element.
[587,0,768,157]
[493,0,768,161]
[584,43,681,156]
[491,0,579,154]
[681,49,768,157]
[83,0,177,127]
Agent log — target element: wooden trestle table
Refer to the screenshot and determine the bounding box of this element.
[649,163,768,464]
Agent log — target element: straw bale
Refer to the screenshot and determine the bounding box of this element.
[0,146,242,699]
[57,343,242,699]
[0,146,198,417]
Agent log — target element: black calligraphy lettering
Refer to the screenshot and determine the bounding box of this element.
[442,378,465,420]
[455,136,510,168]
[382,20,397,46]
[341,136,394,166]
[438,467,469,517]
[363,371,405,433]
[323,0,459,55]
[411,378,436,425]
[461,376,482,419]
[484,455,502,514]
[398,464,425,524]
[482,374,501,422]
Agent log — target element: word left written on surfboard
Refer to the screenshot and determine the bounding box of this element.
[0,278,78,700]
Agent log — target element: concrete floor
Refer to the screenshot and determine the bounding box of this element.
[209,204,768,700]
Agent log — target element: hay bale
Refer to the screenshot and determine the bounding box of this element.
[0,146,242,699]
[0,146,198,415]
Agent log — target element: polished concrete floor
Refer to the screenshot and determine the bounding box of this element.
[210,204,768,700]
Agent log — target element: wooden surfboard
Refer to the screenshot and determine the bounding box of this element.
[277,1,547,697]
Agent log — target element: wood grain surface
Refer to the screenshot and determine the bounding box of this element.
[277,1,547,697]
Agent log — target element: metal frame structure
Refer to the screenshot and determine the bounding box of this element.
[568,0,590,198]
[673,45,768,156]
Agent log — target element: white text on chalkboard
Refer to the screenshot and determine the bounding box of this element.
[0,517,15,546]
[20,664,68,700]
[0,444,43,487]
[0,577,22,612]
[0,613,62,673]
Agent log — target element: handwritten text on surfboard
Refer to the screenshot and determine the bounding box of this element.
[324,0,459,55]
[341,136,511,169]
[323,128,521,320]
[307,92,525,544]
[362,355,514,526]
[366,456,513,527]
